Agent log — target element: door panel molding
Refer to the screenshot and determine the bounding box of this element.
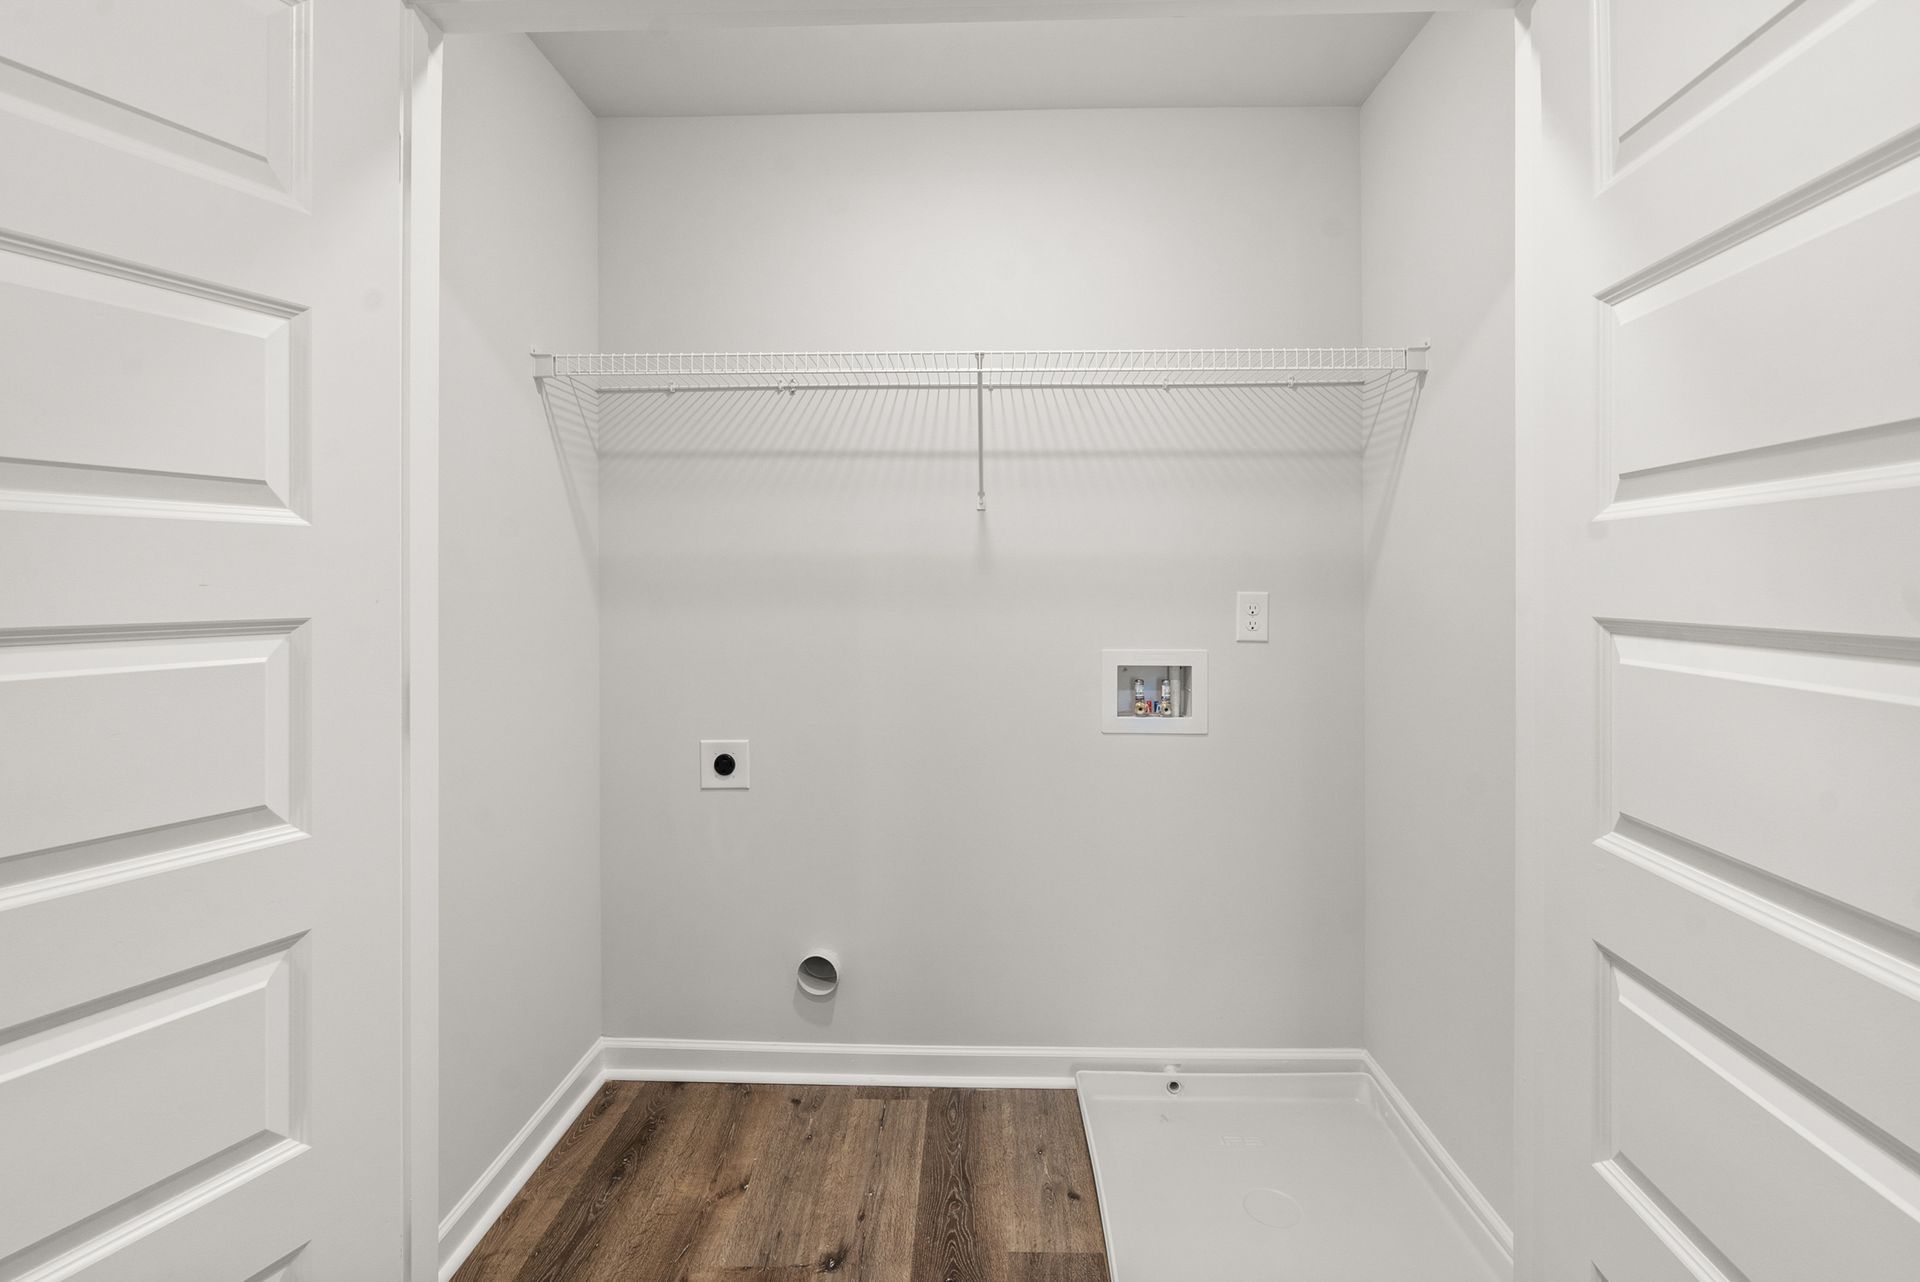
[0,0,311,205]
[0,228,309,524]
[0,619,308,909]
[0,936,309,1277]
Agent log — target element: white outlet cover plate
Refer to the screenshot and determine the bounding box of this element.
[1100,649,1208,735]
[1236,591,1269,643]
[700,739,750,789]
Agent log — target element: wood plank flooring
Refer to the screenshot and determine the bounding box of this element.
[453,1083,1111,1282]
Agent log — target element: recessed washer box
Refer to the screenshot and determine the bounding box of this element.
[1101,649,1207,735]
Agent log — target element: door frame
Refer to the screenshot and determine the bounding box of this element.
[412,0,1518,34]
[388,0,1538,1274]
[401,8,444,1279]
[1509,2,1546,1276]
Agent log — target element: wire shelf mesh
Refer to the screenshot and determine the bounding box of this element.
[542,347,1417,392]
[534,347,1427,507]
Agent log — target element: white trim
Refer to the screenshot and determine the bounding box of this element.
[437,1041,604,1280]
[417,1,1520,37]
[600,1036,1363,1087]
[401,11,444,1281]
[1362,1051,1515,1278]
[1511,8,1547,1277]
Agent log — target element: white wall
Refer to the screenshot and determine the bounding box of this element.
[438,33,600,1216]
[597,108,1367,1049]
[1360,14,1517,1222]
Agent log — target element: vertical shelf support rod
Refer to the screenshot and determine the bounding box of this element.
[975,351,987,512]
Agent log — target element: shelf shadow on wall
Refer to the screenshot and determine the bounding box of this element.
[537,368,601,558]
[1360,370,1422,573]
[593,381,1366,514]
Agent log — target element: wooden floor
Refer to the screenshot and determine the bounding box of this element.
[453,1082,1111,1282]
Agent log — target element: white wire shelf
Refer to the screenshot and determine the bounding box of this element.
[534,346,1423,393]
[532,346,1429,510]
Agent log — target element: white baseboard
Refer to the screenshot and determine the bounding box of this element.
[437,1040,604,1281]
[1361,1051,1515,1278]
[600,1036,1364,1088]
[438,1037,1510,1280]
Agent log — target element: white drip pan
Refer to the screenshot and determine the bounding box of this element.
[1076,1071,1502,1282]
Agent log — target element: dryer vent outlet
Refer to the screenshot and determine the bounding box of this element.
[797,952,839,998]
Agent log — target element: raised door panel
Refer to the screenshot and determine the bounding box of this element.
[1588,831,1920,1163]
[1601,178,1920,516]
[1605,0,1787,149]
[0,0,308,200]
[1595,0,1920,269]
[1599,963,1919,1281]
[1606,625,1920,933]
[0,625,303,884]
[0,235,304,521]
[0,944,301,1268]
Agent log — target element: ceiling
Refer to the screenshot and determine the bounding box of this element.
[530,13,1430,117]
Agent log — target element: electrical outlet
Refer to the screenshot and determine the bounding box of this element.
[700,739,750,789]
[1236,591,1269,643]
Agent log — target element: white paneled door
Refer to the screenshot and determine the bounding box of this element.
[1522,0,1920,1278]
[0,2,407,1278]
